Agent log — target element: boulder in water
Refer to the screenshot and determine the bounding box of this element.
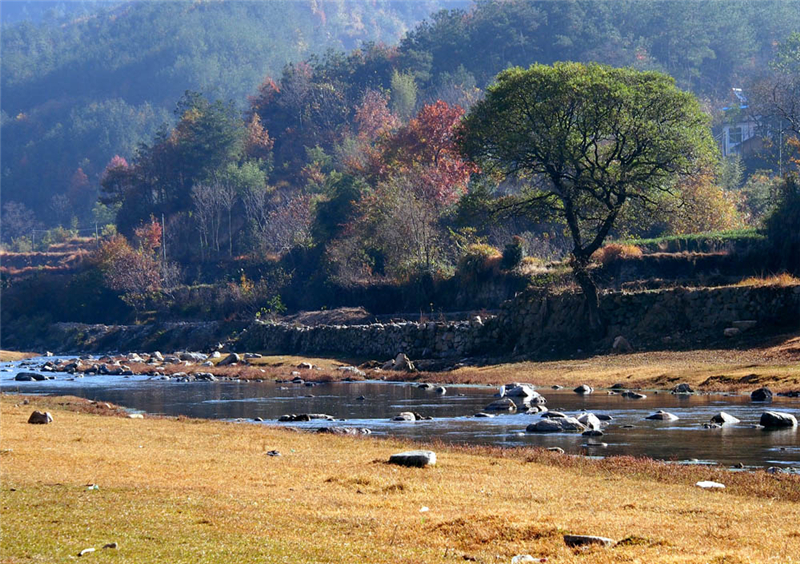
[483,397,517,412]
[750,387,773,402]
[710,412,740,425]
[646,410,679,421]
[760,411,797,428]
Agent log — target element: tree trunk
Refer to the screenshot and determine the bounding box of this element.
[572,257,604,335]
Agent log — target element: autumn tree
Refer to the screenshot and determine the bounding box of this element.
[382,100,477,205]
[93,234,161,322]
[460,63,715,332]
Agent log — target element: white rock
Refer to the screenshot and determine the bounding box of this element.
[388,450,436,467]
[696,481,725,489]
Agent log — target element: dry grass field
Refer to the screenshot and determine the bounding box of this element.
[0,350,37,362]
[189,334,800,393]
[2,394,799,563]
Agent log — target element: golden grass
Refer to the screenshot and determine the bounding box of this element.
[592,244,643,266]
[2,394,799,563]
[98,334,800,393]
[420,345,800,392]
[737,273,800,287]
[0,350,38,362]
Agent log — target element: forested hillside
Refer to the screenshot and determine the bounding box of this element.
[1,0,459,225]
[2,0,799,331]
[3,0,798,231]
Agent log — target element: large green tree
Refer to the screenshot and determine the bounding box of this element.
[459,62,715,331]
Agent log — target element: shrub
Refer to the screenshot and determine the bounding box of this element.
[592,244,643,266]
[500,236,525,270]
[10,236,33,252]
[456,244,501,280]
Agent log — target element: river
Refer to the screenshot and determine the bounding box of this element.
[3,357,799,470]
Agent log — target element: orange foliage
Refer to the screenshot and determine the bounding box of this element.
[592,244,643,266]
[134,216,162,255]
[380,101,478,205]
[245,114,273,161]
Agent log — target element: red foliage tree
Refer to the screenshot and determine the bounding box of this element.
[245,114,274,161]
[381,101,477,205]
[134,216,162,255]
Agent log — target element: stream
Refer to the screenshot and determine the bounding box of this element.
[3,357,799,470]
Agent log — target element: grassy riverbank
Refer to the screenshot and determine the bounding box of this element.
[219,333,800,392]
[7,332,800,392]
[0,350,37,362]
[2,394,799,563]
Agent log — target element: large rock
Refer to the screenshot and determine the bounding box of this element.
[646,410,679,421]
[573,384,593,395]
[218,353,240,366]
[27,411,53,424]
[504,383,536,398]
[751,387,773,402]
[710,412,740,425]
[389,450,436,467]
[672,383,694,394]
[563,534,615,548]
[15,372,45,381]
[526,417,585,433]
[179,352,207,362]
[484,398,517,412]
[621,391,647,399]
[576,412,602,431]
[392,412,417,422]
[392,353,416,372]
[760,411,798,428]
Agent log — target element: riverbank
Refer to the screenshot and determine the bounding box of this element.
[8,330,800,393]
[52,331,798,393]
[0,350,37,362]
[2,394,798,563]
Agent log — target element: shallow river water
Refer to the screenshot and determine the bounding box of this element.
[3,357,799,470]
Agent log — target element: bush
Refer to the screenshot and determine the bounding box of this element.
[501,236,525,270]
[456,244,501,281]
[763,174,800,274]
[592,244,643,266]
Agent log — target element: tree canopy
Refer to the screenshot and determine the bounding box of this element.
[459,62,716,329]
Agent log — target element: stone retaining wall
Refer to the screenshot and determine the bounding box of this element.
[32,284,800,358]
[238,284,800,358]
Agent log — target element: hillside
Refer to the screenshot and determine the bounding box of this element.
[0,0,462,224]
[3,0,798,229]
